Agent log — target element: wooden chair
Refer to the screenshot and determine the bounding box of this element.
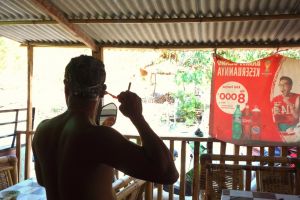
[200,154,300,200]
[258,167,297,194]
[0,155,18,190]
[113,175,146,200]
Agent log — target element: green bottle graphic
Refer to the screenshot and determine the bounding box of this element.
[232,104,242,140]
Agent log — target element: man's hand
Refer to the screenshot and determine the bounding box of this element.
[117,91,143,119]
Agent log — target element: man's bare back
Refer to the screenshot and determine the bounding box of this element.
[33,112,118,200]
[32,55,178,200]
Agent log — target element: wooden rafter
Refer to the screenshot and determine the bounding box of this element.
[30,0,98,51]
[0,14,299,25]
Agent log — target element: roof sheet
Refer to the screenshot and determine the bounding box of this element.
[0,0,299,48]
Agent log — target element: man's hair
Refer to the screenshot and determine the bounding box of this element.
[64,55,106,98]
[280,76,293,86]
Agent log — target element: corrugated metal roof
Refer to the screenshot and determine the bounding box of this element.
[0,0,299,48]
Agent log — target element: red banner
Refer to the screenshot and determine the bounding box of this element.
[210,54,300,146]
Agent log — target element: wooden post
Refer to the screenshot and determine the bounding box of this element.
[92,47,104,107]
[25,45,33,179]
[92,47,104,62]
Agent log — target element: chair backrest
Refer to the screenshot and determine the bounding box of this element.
[201,154,300,200]
[257,167,296,194]
[0,155,18,190]
[113,175,146,200]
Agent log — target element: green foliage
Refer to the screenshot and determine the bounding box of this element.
[217,49,300,62]
[217,50,272,62]
[171,51,212,125]
[280,50,300,59]
[173,90,203,125]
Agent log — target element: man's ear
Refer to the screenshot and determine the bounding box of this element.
[64,80,70,96]
[99,84,107,98]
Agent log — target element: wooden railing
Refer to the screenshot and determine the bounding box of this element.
[0,108,35,150]
[15,131,300,200]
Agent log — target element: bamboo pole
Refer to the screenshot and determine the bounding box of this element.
[25,45,33,179]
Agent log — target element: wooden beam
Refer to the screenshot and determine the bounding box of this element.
[1,14,300,25]
[22,41,300,49]
[30,0,97,51]
[25,45,33,179]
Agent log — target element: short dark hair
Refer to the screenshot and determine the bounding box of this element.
[279,76,293,86]
[64,55,106,98]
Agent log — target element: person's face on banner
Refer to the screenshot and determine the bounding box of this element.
[279,79,292,97]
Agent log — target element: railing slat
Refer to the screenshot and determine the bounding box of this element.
[179,141,186,200]
[245,146,252,190]
[145,182,153,200]
[168,140,174,200]
[282,146,288,157]
[220,141,226,156]
[207,141,212,154]
[16,132,21,182]
[11,110,19,148]
[269,147,275,166]
[192,141,200,200]
[157,184,163,200]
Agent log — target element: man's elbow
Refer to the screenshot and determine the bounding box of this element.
[157,164,179,185]
[163,169,179,185]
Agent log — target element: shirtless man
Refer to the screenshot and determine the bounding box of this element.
[271,76,300,133]
[32,55,179,200]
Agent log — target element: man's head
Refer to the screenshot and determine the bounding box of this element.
[278,76,293,96]
[64,55,106,101]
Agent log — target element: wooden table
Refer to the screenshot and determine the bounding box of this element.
[0,178,46,200]
[221,189,300,200]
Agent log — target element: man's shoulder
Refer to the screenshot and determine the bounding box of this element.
[35,113,67,133]
[290,93,300,97]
